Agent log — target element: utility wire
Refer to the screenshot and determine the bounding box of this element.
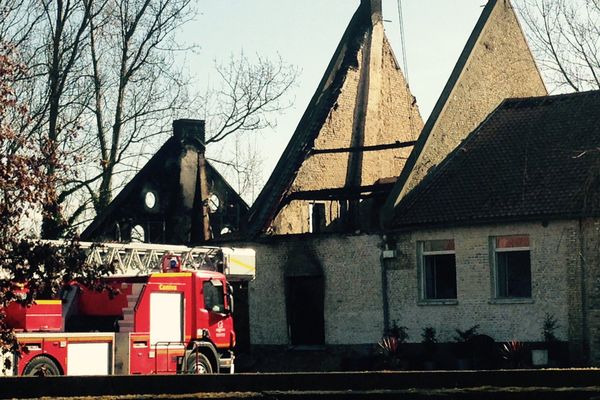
[396,0,409,85]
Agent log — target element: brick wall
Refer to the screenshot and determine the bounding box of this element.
[272,27,422,235]
[243,218,600,365]
[248,234,384,345]
[387,221,574,346]
[580,218,600,364]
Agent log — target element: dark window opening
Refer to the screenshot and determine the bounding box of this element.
[423,253,457,299]
[310,203,326,233]
[496,250,531,298]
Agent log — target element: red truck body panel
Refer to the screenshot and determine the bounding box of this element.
[5,300,62,332]
[5,269,235,376]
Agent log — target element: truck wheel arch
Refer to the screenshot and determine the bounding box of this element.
[22,355,63,376]
[185,342,219,373]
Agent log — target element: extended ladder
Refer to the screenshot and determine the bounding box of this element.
[42,241,255,280]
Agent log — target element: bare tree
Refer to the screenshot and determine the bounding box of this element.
[1,0,96,238]
[203,53,298,145]
[517,0,600,91]
[207,135,266,204]
[0,42,114,369]
[85,0,195,214]
[2,1,298,237]
[203,53,298,204]
[0,0,195,236]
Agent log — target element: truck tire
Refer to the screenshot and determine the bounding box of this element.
[186,352,213,374]
[23,356,61,376]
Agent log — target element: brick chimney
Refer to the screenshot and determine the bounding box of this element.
[171,119,211,243]
[173,119,205,147]
[362,0,382,24]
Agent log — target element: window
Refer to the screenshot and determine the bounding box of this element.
[130,225,145,242]
[308,203,326,233]
[203,281,225,313]
[492,235,531,298]
[419,239,457,300]
[144,191,157,210]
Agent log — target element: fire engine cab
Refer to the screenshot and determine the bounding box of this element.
[1,242,255,376]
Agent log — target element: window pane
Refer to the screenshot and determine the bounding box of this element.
[423,239,455,252]
[424,254,457,299]
[496,235,529,249]
[203,281,225,312]
[496,250,531,298]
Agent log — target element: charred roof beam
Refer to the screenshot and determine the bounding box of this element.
[310,140,415,155]
[284,183,395,203]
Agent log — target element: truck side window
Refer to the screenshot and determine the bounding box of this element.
[203,281,225,313]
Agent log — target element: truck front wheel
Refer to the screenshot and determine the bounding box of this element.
[186,352,213,374]
[23,356,61,376]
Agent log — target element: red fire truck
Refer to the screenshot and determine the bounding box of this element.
[1,242,255,376]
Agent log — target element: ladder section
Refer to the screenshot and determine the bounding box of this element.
[119,283,144,333]
[43,241,220,275]
[41,240,256,280]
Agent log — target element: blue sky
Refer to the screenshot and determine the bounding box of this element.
[179,1,487,194]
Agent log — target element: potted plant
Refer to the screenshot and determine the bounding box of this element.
[421,327,438,370]
[453,324,479,369]
[532,313,559,366]
[502,340,528,368]
[377,322,409,370]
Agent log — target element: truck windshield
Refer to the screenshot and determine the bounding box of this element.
[203,281,225,313]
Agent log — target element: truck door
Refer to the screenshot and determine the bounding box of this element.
[149,292,184,373]
[203,280,231,347]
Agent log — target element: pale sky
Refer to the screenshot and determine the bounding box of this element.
[178,1,489,196]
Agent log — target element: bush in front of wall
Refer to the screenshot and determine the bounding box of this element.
[421,327,438,369]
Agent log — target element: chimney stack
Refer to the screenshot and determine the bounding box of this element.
[361,0,382,24]
[173,119,206,147]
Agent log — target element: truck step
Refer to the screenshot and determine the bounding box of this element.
[119,320,134,332]
[131,283,144,296]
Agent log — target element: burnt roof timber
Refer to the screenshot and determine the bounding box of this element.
[284,183,395,202]
[310,140,415,155]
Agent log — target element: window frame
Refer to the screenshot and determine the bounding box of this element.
[417,239,458,303]
[490,235,532,300]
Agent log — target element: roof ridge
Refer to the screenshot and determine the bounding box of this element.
[503,89,600,104]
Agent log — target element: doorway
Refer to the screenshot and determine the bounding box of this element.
[286,276,325,346]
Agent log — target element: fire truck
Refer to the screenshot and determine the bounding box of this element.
[1,242,255,376]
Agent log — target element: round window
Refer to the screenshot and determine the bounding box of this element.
[208,193,220,213]
[144,191,157,210]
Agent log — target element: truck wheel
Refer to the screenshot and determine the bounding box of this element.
[186,352,213,374]
[23,356,61,376]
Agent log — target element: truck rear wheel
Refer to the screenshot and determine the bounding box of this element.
[23,356,61,376]
[186,352,213,374]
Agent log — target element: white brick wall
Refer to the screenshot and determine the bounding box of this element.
[249,234,384,345]
[248,220,576,350]
[388,221,573,343]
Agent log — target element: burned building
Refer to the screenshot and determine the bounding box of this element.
[244,0,548,365]
[81,119,248,245]
[246,0,423,237]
